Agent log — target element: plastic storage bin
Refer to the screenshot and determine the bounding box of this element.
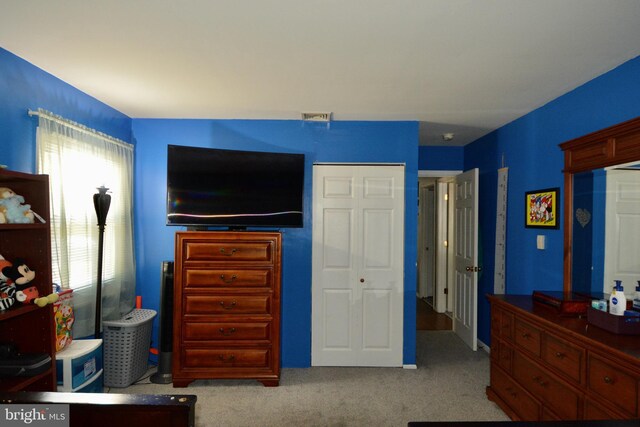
[75,368,103,392]
[103,308,156,387]
[56,339,103,392]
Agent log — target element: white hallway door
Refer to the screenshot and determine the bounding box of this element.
[453,168,479,351]
[312,164,405,367]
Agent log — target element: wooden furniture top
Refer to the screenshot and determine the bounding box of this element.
[488,294,640,363]
[0,392,196,427]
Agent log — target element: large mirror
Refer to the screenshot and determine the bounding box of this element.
[571,163,640,297]
[560,116,640,297]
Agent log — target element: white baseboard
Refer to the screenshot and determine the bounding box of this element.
[403,364,417,370]
[478,338,490,354]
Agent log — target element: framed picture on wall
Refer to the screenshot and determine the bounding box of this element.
[525,187,560,228]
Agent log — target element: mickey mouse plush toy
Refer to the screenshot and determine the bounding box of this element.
[0,256,16,311]
[2,259,58,307]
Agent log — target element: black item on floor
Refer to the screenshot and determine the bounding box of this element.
[0,343,51,377]
[151,261,173,384]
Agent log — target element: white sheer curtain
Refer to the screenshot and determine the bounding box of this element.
[35,108,135,338]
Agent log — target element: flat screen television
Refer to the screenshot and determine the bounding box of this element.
[166,145,305,228]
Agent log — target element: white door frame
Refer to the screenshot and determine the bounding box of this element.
[417,171,460,315]
[436,179,455,314]
[417,178,436,300]
[603,167,640,295]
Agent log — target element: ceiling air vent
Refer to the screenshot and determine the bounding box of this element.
[301,112,332,122]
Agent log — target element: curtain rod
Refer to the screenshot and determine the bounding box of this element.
[28,108,133,151]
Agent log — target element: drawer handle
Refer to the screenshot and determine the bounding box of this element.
[505,387,517,398]
[218,354,236,362]
[603,376,614,385]
[220,274,237,283]
[220,248,238,256]
[219,327,236,336]
[532,375,548,387]
[220,300,237,310]
[521,332,531,339]
[555,352,565,359]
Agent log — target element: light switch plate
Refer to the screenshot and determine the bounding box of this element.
[537,235,545,250]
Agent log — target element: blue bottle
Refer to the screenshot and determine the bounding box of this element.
[633,281,640,311]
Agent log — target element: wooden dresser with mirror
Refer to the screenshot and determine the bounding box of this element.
[487,116,640,421]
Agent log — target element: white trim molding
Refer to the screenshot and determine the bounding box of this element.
[418,170,462,178]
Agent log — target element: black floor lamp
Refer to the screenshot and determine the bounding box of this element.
[93,186,111,339]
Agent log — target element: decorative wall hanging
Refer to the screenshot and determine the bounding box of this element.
[525,188,559,229]
[575,208,591,228]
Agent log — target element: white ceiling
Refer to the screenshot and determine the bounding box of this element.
[2,1,640,146]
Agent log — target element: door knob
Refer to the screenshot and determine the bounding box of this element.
[360,278,365,283]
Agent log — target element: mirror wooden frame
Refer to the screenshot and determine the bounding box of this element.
[559,116,640,293]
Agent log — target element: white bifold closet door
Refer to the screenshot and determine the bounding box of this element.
[312,164,404,367]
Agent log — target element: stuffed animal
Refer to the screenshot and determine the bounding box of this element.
[0,283,15,311]
[0,255,15,311]
[0,255,13,284]
[2,259,58,307]
[0,187,35,224]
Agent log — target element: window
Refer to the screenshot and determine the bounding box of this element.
[35,109,135,338]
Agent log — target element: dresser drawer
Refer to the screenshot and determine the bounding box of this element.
[587,353,639,417]
[513,352,579,419]
[541,407,561,421]
[184,321,271,341]
[183,268,272,289]
[491,364,540,420]
[183,348,272,369]
[514,319,541,357]
[584,397,627,420]
[491,307,500,337]
[184,295,271,315]
[492,307,514,342]
[184,240,274,263]
[542,332,584,384]
[493,339,513,373]
[501,311,514,342]
[491,337,501,363]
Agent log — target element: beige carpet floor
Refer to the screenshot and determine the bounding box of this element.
[110,331,510,426]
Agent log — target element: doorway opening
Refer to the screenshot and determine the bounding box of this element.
[416,171,459,331]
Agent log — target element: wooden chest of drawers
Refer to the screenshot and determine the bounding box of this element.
[487,295,640,421]
[172,231,281,387]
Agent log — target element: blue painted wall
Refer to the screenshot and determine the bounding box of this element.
[464,55,640,345]
[132,119,419,367]
[0,48,132,173]
[0,46,419,368]
[5,41,640,363]
[572,171,594,293]
[418,145,463,171]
